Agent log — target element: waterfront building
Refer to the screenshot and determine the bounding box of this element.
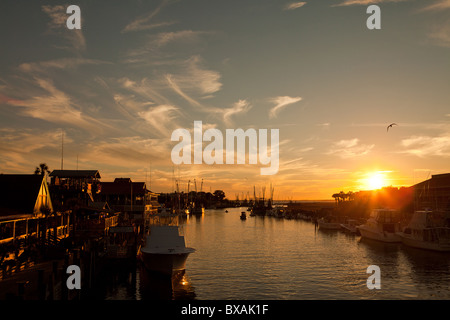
[0,174,53,218]
[0,174,71,247]
[411,173,450,212]
[98,178,159,221]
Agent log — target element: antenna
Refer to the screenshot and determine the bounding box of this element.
[61,129,64,170]
[149,162,152,191]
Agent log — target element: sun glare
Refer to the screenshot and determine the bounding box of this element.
[366,172,385,190]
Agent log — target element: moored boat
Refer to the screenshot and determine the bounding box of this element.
[139,225,195,276]
[397,210,450,252]
[318,216,341,230]
[357,209,401,243]
[240,212,247,220]
[190,204,204,215]
[340,219,360,234]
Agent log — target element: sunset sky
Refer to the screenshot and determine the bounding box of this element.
[1,0,449,200]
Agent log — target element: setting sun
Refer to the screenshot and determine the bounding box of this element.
[365,172,387,190]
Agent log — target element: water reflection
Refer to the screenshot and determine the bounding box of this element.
[139,264,196,300]
[94,208,450,300]
[400,246,450,299]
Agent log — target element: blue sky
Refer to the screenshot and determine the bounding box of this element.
[1,0,449,199]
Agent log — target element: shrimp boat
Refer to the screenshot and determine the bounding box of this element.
[357,209,401,243]
[139,225,196,276]
[397,210,450,252]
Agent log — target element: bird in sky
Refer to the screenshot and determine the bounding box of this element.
[387,123,397,132]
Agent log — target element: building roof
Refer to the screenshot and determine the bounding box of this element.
[0,174,46,216]
[413,173,450,189]
[100,180,147,195]
[49,170,101,179]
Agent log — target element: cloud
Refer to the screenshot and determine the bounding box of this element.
[335,0,408,6]
[6,77,109,133]
[317,122,331,128]
[284,2,307,10]
[119,77,171,106]
[41,5,86,53]
[87,136,172,169]
[168,56,223,96]
[223,100,252,126]
[427,19,450,47]
[420,0,450,11]
[122,0,173,33]
[269,96,302,119]
[327,138,375,158]
[0,128,67,173]
[166,74,204,108]
[400,134,450,157]
[138,104,181,137]
[151,30,213,48]
[18,58,109,73]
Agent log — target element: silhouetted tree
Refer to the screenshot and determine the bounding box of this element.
[34,163,50,176]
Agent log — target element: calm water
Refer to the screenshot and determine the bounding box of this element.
[94,207,450,300]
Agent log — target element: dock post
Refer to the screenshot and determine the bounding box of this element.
[16,281,29,300]
[37,269,46,300]
[60,266,68,300]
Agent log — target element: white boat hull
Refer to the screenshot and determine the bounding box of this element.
[141,251,193,276]
[358,225,401,243]
[398,232,450,252]
[340,224,358,233]
[139,225,195,276]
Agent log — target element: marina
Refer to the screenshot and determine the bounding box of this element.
[89,207,450,300]
[1,171,450,300]
[1,0,450,307]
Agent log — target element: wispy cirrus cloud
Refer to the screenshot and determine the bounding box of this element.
[269,96,302,119]
[420,0,450,11]
[400,134,450,157]
[166,74,251,126]
[334,0,408,6]
[138,104,181,137]
[88,136,172,169]
[0,128,67,173]
[119,77,170,106]
[223,100,252,126]
[5,77,110,133]
[427,19,450,47]
[41,5,86,53]
[167,56,222,96]
[284,2,307,10]
[151,30,213,48]
[327,138,375,158]
[18,58,109,73]
[122,0,173,33]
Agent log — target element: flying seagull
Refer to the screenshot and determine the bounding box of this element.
[387,123,397,132]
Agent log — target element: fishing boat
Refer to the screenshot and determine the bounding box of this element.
[357,209,401,243]
[190,204,204,215]
[240,212,247,220]
[139,225,195,276]
[318,216,341,230]
[340,219,360,234]
[397,210,450,252]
